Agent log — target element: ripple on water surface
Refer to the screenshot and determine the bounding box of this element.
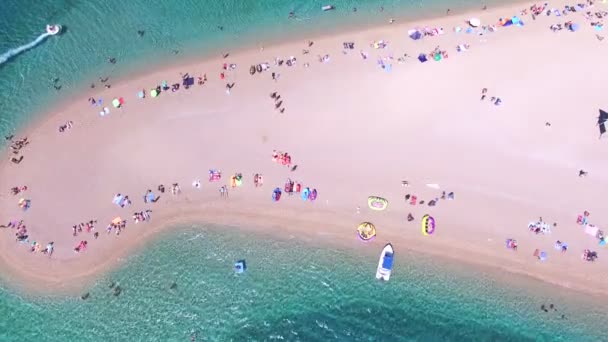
[0,225,604,341]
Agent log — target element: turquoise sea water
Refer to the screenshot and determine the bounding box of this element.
[2,1,604,340]
[1,226,605,341]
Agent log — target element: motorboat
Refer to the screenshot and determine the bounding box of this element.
[46,24,62,35]
[322,5,335,11]
[234,259,247,273]
[375,243,394,281]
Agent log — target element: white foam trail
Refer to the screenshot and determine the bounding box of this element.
[0,32,51,65]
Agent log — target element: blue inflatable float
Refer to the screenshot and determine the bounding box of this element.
[301,187,310,201]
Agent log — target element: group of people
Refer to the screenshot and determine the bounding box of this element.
[6,136,28,164]
[272,150,293,167]
[404,190,455,222]
[106,218,127,236]
[72,220,98,236]
[10,185,27,195]
[58,121,73,133]
[133,210,152,223]
[270,92,286,113]
[480,88,502,106]
[1,220,28,242]
[112,193,132,208]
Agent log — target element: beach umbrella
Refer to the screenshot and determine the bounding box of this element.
[599,109,608,137]
[418,54,428,63]
[570,23,580,32]
[150,89,158,97]
[112,98,120,108]
[408,29,422,40]
[469,18,481,27]
[146,192,156,203]
[434,53,442,61]
[599,109,608,125]
[183,77,194,86]
[112,217,122,225]
[137,90,145,98]
[162,81,168,89]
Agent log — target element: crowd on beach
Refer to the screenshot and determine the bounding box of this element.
[0,1,605,287]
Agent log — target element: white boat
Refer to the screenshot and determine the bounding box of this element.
[322,5,335,11]
[375,243,394,281]
[46,24,61,35]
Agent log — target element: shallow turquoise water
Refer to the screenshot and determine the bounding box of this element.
[0,0,501,138]
[0,226,604,341]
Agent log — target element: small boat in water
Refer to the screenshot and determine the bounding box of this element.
[234,259,247,274]
[322,5,335,11]
[375,243,394,281]
[46,24,61,35]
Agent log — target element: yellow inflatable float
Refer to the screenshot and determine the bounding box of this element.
[357,222,377,241]
[421,214,436,236]
[368,196,388,211]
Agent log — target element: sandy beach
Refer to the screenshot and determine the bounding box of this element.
[1,0,607,296]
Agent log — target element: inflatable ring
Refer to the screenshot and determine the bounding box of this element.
[309,188,318,201]
[272,187,282,202]
[368,196,388,211]
[421,214,435,236]
[301,187,310,201]
[357,222,376,241]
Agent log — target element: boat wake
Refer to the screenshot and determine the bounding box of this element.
[0,32,52,66]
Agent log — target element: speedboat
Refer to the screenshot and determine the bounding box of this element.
[375,243,394,281]
[234,259,247,274]
[322,5,335,11]
[46,24,62,35]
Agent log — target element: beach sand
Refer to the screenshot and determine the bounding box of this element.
[1,0,607,296]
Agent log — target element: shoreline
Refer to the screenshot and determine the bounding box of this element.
[2,0,608,299]
[3,200,608,302]
[1,0,517,145]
